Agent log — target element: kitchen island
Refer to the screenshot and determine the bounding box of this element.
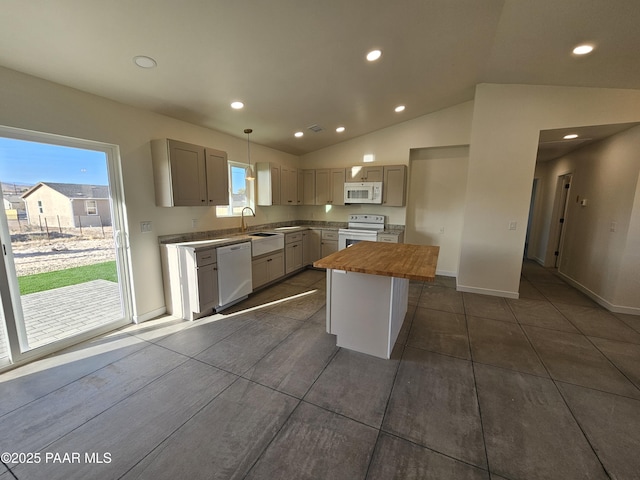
[314,241,439,359]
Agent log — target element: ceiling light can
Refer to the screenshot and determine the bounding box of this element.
[294,131,304,138]
[133,55,157,69]
[572,44,594,55]
[395,105,405,113]
[563,134,579,139]
[366,49,382,62]
[231,101,244,109]
[336,126,345,133]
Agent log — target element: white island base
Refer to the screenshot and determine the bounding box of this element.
[325,269,409,359]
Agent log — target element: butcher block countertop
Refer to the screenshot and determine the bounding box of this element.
[314,241,439,282]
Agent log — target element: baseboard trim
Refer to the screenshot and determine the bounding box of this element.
[134,306,167,324]
[556,272,640,315]
[532,256,546,267]
[435,269,457,278]
[456,284,519,299]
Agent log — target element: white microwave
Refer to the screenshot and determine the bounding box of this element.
[344,182,383,204]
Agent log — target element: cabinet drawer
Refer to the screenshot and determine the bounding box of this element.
[377,234,398,243]
[322,230,338,241]
[195,248,217,266]
[285,232,304,244]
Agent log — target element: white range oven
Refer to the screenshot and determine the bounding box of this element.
[338,214,385,250]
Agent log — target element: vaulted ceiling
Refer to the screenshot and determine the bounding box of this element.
[1,0,639,155]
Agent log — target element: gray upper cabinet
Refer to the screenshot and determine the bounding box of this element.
[382,165,407,206]
[346,165,383,182]
[151,138,229,207]
[302,170,316,205]
[315,168,345,205]
[204,148,229,206]
[280,165,298,205]
[256,162,281,206]
[297,169,304,205]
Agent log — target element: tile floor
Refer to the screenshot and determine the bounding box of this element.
[1,262,639,479]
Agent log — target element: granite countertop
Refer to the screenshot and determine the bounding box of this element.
[165,236,252,250]
[313,241,439,281]
[158,222,348,246]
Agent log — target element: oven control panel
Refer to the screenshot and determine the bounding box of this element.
[348,214,385,224]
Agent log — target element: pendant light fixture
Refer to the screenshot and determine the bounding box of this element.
[244,128,255,181]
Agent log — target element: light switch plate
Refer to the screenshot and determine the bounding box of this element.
[140,221,152,233]
[508,221,517,231]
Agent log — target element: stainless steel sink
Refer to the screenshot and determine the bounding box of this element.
[248,232,279,237]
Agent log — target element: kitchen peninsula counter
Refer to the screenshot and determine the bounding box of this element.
[314,241,439,359]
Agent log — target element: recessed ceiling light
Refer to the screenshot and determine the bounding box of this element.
[366,49,382,62]
[294,131,304,138]
[572,44,594,55]
[563,134,579,139]
[394,105,405,113]
[336,126,345,133]
[133,55,157,68]
[231,101,244,109]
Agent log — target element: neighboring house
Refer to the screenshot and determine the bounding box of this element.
[2,195,24,220]
[21,182,111,228]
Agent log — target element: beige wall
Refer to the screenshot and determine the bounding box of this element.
[532,125,640,312]
[458,84,640,299]
[406,146,469,276]
[0,66,298,321]
[618,172,640,308]
[298,101,475,225]
[3,64,640,317]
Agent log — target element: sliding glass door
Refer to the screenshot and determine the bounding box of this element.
[0,127,132,366]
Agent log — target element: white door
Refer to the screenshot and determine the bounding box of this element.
[0,127,133,368]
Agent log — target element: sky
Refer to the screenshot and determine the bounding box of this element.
[0,137,109,187]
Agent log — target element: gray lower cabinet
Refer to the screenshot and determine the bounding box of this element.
[252,250,285,289]
[195,252,219,311]
[303,229,321,265]
[321,229,338,257]
[285,232,304,274]
[377,231,404,243]
[161,244,219,321]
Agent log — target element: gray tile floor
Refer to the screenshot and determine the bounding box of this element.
[1,262,640,479]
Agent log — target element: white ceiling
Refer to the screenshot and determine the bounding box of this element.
[537,123,640,162]
[1,0,640,155]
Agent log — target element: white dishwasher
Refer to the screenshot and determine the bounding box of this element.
[216,241,253,310]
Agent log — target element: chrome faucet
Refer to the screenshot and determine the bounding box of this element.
[240,206,255,232]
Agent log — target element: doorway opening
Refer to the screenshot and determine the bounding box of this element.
[0,127,132,367]
[524,178,538,259]
[552,174,572,268]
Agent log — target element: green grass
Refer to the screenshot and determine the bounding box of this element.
[18,261,118,295]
